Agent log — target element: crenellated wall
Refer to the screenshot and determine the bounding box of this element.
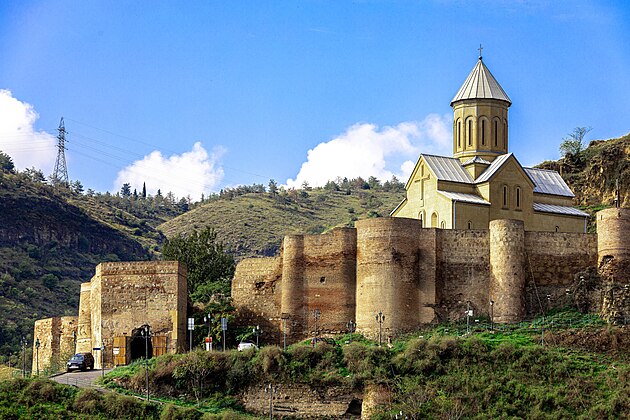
[232,211,620,343]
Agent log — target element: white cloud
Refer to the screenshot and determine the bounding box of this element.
[114,142,225,200]
[286,113,452,188]
[0,89,57,173]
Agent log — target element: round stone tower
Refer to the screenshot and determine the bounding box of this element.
[355,218,422,339]
[280,235,305,340]
[489,219,525,323]
[597,208,630,283]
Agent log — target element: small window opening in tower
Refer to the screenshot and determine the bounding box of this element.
[457,121,461,148]
[555,226,560,232]
[494,120,498,147]
[467,120,472,146]
[467,221,473,229]
[320,276,326,284]
[481,119,486,146]
[503,120,508,146]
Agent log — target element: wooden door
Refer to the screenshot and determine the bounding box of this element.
[152,335,167,357]
[112,336,129,366]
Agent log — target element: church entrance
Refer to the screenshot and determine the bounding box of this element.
[129,325,153,361]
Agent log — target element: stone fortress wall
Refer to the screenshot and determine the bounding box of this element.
[33,261,187,373]
[232,211,619,342]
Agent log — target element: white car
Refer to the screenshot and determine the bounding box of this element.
[237,341,258,351]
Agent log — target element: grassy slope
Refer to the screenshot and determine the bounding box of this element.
[159,188,405,260]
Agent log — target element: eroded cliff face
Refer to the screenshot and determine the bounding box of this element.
[537,134,630,208]
[0,194,146,258]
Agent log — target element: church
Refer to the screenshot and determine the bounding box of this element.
[391,53,588,232]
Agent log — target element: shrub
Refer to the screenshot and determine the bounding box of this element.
[73,388,104,414]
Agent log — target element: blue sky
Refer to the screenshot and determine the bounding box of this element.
[1,1,629,199]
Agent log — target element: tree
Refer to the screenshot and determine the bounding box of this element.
[71,180,84,194]
[142,182,147,199]
[268,179,278,196]
[120,183,132,198]
[162,226,235,303]
[0,151,15,173]
[560,126,592,159]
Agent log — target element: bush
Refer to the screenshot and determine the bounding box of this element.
[73,388,104,414]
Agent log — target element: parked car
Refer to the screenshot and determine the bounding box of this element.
[66,353,95,371]
[237,341,258,351]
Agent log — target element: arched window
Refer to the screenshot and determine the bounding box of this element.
[503,119,508,147]
[419,212,424,227]
[494,120,498,147]
[515,186,521,209]
[502,185,509,208]
[481,119,486,146]
[467,119,472,146]
[457,120,462,149]
[440,221,446,229]
[467,221,473,229]
[431,212,438,228]
[555,226,560,232]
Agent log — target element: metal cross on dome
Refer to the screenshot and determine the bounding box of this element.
[478,44,483,59]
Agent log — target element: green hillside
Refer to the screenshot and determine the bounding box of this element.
[160,184,405,260]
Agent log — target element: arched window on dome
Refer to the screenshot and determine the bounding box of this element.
[493,119,499,147]
[479,118,487,146]
[467,119,473,147]
[503,119,508,148]
[457,119,462,149]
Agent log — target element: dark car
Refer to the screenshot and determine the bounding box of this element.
[66,353,95,371]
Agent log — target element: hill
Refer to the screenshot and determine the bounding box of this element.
[0,167,183,361]
[159,182,406,260]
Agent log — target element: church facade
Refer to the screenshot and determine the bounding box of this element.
[391,55,588,232]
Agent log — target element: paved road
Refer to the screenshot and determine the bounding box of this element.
[51,368,113,389]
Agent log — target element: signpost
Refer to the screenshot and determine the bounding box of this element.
[221,317,227,351]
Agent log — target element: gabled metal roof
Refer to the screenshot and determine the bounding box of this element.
[451,58,511,106]
[462,156,492,165]
[422,154,474,184]
[438,190,490,205]
[533,203,588,217]
[474,153,513,183]
[524,168,575,197]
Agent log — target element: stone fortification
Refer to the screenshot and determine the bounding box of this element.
[32,261,187,372]
[232,210,622,343]
[32,316,77,374]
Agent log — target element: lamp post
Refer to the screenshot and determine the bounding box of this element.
[311,308,321,338]
[375,311,385,346]
[489,300,494,332]
[346,320,357,343]
[253,325,262,347]
[20,337,26,378]
[35,338,40,376]
[265,383,277,419]
[466,301,472,335]
[281,313,290,351]
[141,325,150,402]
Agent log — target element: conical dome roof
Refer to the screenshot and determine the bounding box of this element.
[450,58,511,106]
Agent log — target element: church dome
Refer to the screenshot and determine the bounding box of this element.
[451,57,511,106]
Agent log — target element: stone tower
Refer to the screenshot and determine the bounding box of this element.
[451,53,511,164]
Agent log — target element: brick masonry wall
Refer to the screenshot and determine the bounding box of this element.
[32,316,77,374]
[239,384,361,418]
[436,229,490,321]
[92,261,186,367]
[232,257,283,344]
[302,228,356,336]
[597,208,630,284]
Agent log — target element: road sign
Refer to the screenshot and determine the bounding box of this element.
[221,317,227,331]
[187,318,195,331]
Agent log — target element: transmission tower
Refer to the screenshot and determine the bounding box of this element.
[52,117,69,185]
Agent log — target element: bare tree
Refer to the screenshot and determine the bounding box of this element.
[559,126,592,159]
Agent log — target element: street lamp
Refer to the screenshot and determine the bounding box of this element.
[20,337,26,378]
[489,300,494,332]
[35,338,40,376]
[311,308,321,338]
[253,325,262,347]
[141,325,150,401]
[375,311,385,346]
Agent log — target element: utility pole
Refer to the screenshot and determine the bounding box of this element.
[52,117,69,186]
